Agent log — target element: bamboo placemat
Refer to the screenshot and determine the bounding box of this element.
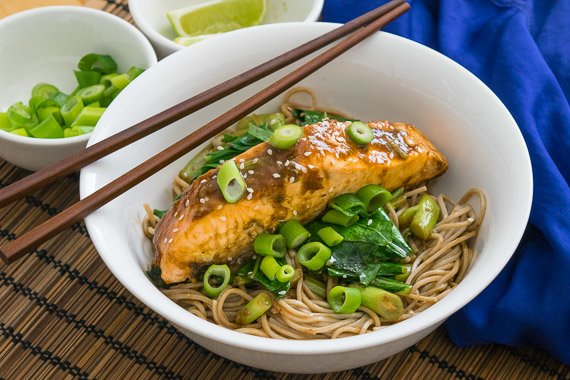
[0,1,569,379]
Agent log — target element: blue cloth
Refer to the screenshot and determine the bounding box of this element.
[322,0,570,364]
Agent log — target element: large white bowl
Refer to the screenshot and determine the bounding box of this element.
[0,6,157,171]
[80,23,532,373]
[129,0,324,57]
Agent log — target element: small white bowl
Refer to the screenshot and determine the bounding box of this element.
[0,6,157,171]
[129,0,324,57]
[81,23,532,373]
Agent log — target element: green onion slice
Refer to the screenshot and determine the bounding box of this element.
[10,128,28,137]
[268,124,304,149]
[76,85,105,104]
[317,227,344,247]
[202,264,231,298]
[356,184,392,212]
[322,209,358,227]
[235,292,273,326]
[216,160,246,203]
[346,121,374,145]
[71,107,105,127]
[330,193,367,217]
[7,102,38,130]
[29,116,64,139]
[276,264,295,283]
[328,286,362,314]
[78,53,118,74]
[297,242,331,271]
[0,112,15,131]
[31,83,59,101]
[61,96,84,126]
[74,70,102,88]
[304,276,326,299]
[110,73,131,91]
[279,219,310,249]
[253,233,286,258]
[410,195,440,240]
[127,66,145,80]
[260,256,281,280]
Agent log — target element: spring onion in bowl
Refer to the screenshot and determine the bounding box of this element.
[0,53,144,139]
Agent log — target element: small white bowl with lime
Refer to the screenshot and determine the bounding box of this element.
[129,0,324,58]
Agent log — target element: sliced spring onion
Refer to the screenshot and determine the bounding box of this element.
[260,256,281,280]
[7,102,38,130]
[10,128,28,137]
[127,66,145,80]
[101,86,120,106]
[202,264,231,298]
[237,113,285,131]
[279,219,310,249]
[357,285,404,321]
[31,83,59,101]
[253,233,286,258]
[330,193,366,217]
[356,184,392,212]
[71,107,105,127]
[37,107,64,125]
[317,227,344,247]
[247,124,273,141]
[377,263,412,278]
[297,242,331,271]
[109,73,131,91]
[276,264,295,283]
[397,205,419,229]
[410,195,440,240]
[100,72,119,87]
[50,92,70,108]
[78,53,118,74]
[76,85,106,104]
[0,112,15,131]
[346,121,374,145]
[61,96,84,126]
[328,286,361,314]
[63,126,94,138]
[322,209,358,227]
[74,70,102,88]
[235,292,273,326]
[29,116,64,139]
[216,160,246,203]
[268,124,304,149]
[370,277,412,295]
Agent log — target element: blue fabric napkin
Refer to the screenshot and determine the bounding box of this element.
[322,0,570,364]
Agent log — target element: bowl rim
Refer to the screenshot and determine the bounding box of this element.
[81,22,533,355]
[0,5,157,147]
[129,0,325,53]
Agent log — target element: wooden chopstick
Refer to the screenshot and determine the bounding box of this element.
[0,0,406,209]
[0,1,410,263]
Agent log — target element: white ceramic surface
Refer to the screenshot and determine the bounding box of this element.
[80,23,533,373]
[0,6,157,171]
[129,0,324,57]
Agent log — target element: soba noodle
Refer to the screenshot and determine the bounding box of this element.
[142,88,486,339]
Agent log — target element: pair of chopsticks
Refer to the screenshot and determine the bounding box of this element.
[0,0,410,263]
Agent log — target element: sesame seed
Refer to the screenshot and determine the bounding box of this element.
[247,193,253,200]
[248,170,254,175]
[217,146,224,151]
[243,174,247,179]
[467,217,475,223]
[308,164,316,169]
[185,199,190,207]
[204,196,209,201]
[173,228,178,233]
[199,198,206,204]
[200,179,207,184]
[329,188,334,193]
[168,238,173,244]
[276,160,283,165]
[220,216,227,222]
[239,159,245,163]
[178,215,184,221]
[272,173,281,178]
[284,160,290,166]
[163,238,168,244]
[213,175,217,179]
[267,149,273,155]
[174,212,178,217]
[219,159,225,164]
[293,210,298,216]
[247,188,254,193]
[289,176,295,183]
[239,162,245,170]
[367,219,373,226]
[304,151,312,156]
[217,205,222,210]
[253,158,259,164]
[228,257,233,261]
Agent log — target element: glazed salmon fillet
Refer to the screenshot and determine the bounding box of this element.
[154,119,448,284]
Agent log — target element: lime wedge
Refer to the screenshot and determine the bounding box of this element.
[167,0,267,38]
[174,35,212,47]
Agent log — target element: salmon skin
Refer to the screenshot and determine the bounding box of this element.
[154,119,448,284]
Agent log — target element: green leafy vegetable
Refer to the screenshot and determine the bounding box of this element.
[291,108,351,126]
[235,258,290,298]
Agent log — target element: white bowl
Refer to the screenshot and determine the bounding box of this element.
[0,6,157,171]
[80,23,533,373]
[129,0,324,57]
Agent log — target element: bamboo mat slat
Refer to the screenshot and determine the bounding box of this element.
[0,1,569,379]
